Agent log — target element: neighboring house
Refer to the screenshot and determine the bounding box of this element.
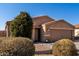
[5,16,75,42]
[74,24,79,37]
[0,31,6,37]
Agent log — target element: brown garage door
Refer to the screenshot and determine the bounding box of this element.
[50,29,73,41]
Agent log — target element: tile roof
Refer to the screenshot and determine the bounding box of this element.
[42,19,74,31]
[43,19,74,27]
[33,16,54,28]
[33,15,54,21]
[74,24,79,29]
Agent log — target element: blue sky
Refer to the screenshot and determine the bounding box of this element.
[0,3,79,30]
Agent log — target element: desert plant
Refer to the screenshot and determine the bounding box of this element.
[0,37,35,56]
[52,39,78,56]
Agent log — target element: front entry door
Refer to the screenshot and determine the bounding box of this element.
[37,28,41,42]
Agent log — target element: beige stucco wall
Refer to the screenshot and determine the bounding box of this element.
[5,24,10,37]
[74,29,79,37]
[5,21,12,37]
[32,28,38,41]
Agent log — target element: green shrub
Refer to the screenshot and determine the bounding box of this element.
[10,12,33,38]
[52,39,78,56]
[0,37,35,56]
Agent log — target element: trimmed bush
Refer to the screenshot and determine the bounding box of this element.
[0,37,35,56]
[52,39,78,56]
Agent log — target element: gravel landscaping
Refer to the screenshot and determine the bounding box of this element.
[34,42,79,55]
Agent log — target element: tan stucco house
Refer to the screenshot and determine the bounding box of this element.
[5,16,75,42]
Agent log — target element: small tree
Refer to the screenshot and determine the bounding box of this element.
[11,12,33,38]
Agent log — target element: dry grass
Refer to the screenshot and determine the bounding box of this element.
[52,39,78,56]
[0,37,35,56]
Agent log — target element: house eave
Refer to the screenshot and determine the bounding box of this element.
[49,28,74,30]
